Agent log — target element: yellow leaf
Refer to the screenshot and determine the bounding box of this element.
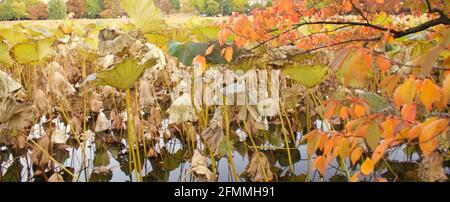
[393,78,417,108]
[361,158,374,175]
[223,46,233,63]
[420,79,442,111]
[350,147,363,165]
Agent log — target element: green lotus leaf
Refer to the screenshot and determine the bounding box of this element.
[120,0,165,34]
[0,42,13,67]
[11,43,38,64]
[0,28,29,46]
[283,64,328,88]
[11,38,55,64]
[97,57,156,91]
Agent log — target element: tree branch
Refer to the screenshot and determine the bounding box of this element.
[393,15,450,38]
[350,0,370,24]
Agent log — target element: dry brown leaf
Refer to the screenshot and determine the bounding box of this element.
[48,173,64,182]
[418,151,448,182]
[247,152,274,182]
[31,136,51,168]
[201,109,224,156]
[95,111,111,132]
[89,92,101,113]
[138,79,156,107]
[188,150,216,182]
[0,70,21,99]
[0,95,34,130]
[33,88,52,115]
[110,109,122,130]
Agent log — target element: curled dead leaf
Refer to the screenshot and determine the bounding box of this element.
[31,136,51,168]
[418,151,448,182]
[187,150,216,182]
[246,152,274,182]
[48,173,64,182]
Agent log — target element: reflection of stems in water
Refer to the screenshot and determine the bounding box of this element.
[26,137,79,181]
[383,157,399,181]
[277,109,294,173]
[242,121,269,182]
[223,104,239,181]
[135,89,147,176]
[125,89,139,181]
[81,58,88,182]
[310,90,335,131]
[132,89,143,181]
[281,104,296,144]
[306,92,311,133]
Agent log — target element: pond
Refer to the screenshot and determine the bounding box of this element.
[1,118,447,182]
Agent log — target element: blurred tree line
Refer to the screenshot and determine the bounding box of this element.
[0,0,272,20]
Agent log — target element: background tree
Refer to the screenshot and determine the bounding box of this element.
[180,0,195,13]
[0,0,15,21]
[155,0,171,14]
[190,0,206,13]
[84,0,103,18]
[205,0,220,16]
[67,0,86,18]
[215,0,232,15]
[27,1,48,20]
[48,0,67,19]
[102,0,122,17]
[169,0,181,12]
[231,0,248,13]
[11,1,27,20]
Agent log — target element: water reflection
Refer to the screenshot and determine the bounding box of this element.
[1,131,449,182]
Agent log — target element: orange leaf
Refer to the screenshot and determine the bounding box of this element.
[376,56,391,73]
[325,100,339,120]
[371,139,393,165]
[375,0,384,4]
[401,104,416,122]
[407,124,424,142]
[274,0,294,14]
[419,119,448,156]
[381,117,401,139]
[350,172,360,182]
[339,106,349,120]
[350,147,363,165]
[205,45,215,56]
[419,79,442,111]
[375,178,388,182]
[393,78,416,108]
[352,104,366,118]
[343,0,352,12]
[313,155,327,177]
[361,158,374,175]
[223,47,233,63]
[192,55,207,73]
[380,74,400,95]
[442,74,450,104]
